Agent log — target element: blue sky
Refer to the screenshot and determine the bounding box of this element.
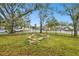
[30,11,40,26]
[29,4,72,26]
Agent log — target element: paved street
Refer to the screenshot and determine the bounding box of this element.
[0,30,79,35]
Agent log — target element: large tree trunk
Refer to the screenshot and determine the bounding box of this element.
[40,19,42,33]
[73,21,78,37]
[10,20,15,33]
[10,11,15,33]
[10,22,14,33]
[71,15,78,37]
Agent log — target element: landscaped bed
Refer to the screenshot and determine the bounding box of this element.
[0,33,79,56]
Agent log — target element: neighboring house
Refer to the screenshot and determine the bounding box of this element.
[48,25,74,31]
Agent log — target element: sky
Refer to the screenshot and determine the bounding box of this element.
[29,4,73,26]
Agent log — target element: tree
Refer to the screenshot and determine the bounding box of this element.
[15,17,26,28]
[36,4,52,33]
[26,17,31,32]
[0,3,36,33]
[39,10,48,33]
[56,4,79,36]
[46,17,58,31]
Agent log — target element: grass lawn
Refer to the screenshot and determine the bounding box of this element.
[0,33,79,56]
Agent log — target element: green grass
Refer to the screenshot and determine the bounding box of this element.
[0,33,79,56]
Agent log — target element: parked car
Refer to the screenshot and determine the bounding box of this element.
[0,29,8,33]
[13,28,23,32]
